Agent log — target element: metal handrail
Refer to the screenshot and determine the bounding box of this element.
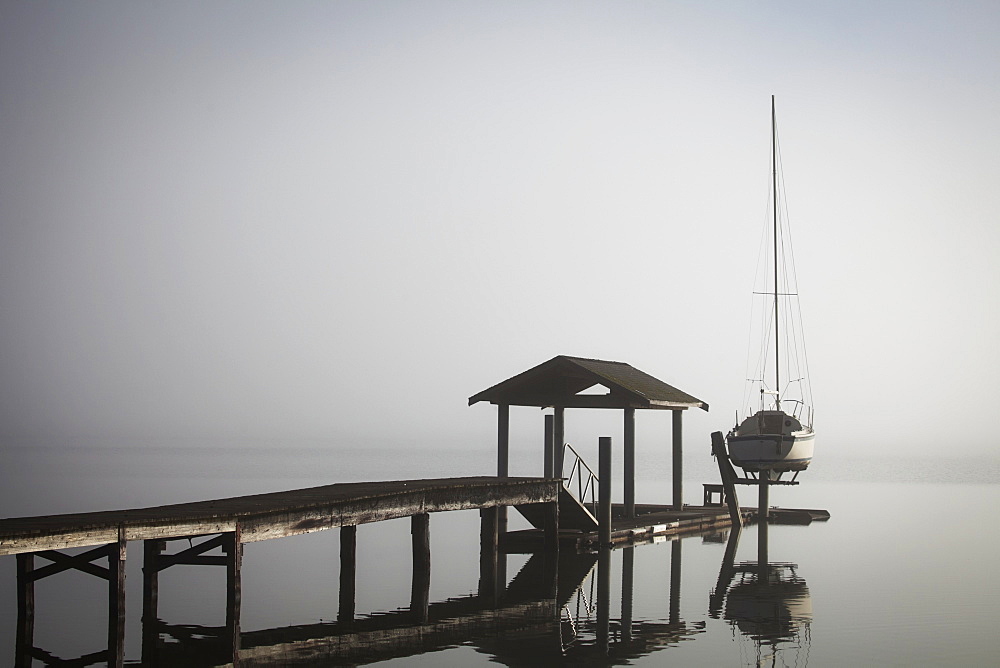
[562,442,599,514]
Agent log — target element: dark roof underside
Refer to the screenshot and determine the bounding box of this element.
[468,355,708,411]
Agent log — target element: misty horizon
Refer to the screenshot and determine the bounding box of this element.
[3,2,999,460]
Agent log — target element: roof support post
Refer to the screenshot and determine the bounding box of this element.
[544,414,554,479]
[624,408,636,519]
[497,404,509,478]
[553,407,565,479]
[497,404,509,540]
[672,410,683,510]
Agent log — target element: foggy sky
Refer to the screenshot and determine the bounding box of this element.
[2,1,998,458]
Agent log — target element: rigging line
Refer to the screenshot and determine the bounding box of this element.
[775,128,814,412]
[775,117,812,409]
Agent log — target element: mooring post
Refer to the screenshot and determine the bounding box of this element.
[411,513,431,623]
[108,529,126,668]
[599,436,612,547]
[479,507,499,603]
[544,414,554,479]
[339,525,357,624]
[624,408,636,519]
[224,524,242,658]
[15,553,34,668]
[553,406,565,479]
[672,410,684,510]
[621,546,635,644]
[669,538,682,625]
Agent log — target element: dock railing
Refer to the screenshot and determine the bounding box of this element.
[562,442,599,514]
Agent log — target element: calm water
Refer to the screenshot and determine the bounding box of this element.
[1,444,998,666]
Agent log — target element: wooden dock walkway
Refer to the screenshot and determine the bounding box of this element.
[0,476,558,555]
[4,476,561,667]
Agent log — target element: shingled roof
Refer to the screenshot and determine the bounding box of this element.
[468,355,708,411]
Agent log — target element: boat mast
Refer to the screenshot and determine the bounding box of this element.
[771,95,780,411]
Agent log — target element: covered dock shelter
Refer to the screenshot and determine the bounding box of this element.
[469,355,708,519]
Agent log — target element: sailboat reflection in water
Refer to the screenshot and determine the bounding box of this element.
[710,526,812,666]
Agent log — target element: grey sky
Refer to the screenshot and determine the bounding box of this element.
[2,1,998,458]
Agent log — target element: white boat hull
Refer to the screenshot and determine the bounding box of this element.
[728,431,815,472]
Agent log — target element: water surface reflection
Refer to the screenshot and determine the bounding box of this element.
[17,522,816,666]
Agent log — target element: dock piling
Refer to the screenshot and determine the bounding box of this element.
[479,507,499,603]
[410,513,431,622]
[339,525,357,624]
[109,529,126,667]
[15,553,33,668]
[598,436,612,547]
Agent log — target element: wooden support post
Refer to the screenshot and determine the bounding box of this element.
[497,403,510,547]
[141,539,163,666]
[142,539,162,622]
[542,497,559,554]
[711,431,742,527]
[553,406,565,479]
[669,538,682,625]
[479,507,499,603]
[544,414,554,479]
[672,410,684,510]
[624,408,636,519]
[339,525,357,625]
[224,525,242,659]
[621,546,635,644]
[597,546,611,656]
[598,436,612,547]
[108,530,126,668]
[758,475,769,577]
[15,553,34,668]
[410,513,431,623]
[497,403,509,477]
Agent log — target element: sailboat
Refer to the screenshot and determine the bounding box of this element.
[727,96,815,475]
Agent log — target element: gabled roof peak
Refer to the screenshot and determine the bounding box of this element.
[468,355,708,411]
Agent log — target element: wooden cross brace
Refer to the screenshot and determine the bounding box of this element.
[27,543,119,582]
[154,534,233,571]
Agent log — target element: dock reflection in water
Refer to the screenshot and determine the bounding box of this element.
[16,522,816,665]
[133,543,712,666]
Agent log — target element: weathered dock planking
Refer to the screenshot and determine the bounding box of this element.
[0,476,559,555]
[6,476,561,667]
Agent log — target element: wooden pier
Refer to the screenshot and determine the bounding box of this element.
[2,476,561,667]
